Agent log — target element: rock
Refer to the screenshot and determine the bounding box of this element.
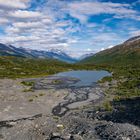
[57,124,64,129]
[8,121,17,126]
[48,133,64,140]
[95,122,140,140]
[122,137,130,140]
[52,133,61,137]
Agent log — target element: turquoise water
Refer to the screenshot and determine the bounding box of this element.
[55,70,111,87]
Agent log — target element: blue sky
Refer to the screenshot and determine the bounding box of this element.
[0,0,140,57]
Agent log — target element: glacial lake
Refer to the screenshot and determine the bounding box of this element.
[55,70,111,87]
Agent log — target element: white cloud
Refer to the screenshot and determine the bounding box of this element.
[90,32,124,52]
[42,18,53,24]
[68,1,138,22]
[92,33,120,43]
[9,10,41,19]
[0,18,9,25]
[13,21,43,29]
[6,26,20,34]
[55,21,72,27]
[0,0,29,9]
[87,48,91,51]
[3,36,40,43]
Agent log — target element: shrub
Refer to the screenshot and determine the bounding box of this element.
[103,101,113,111]
[21,81,34,86]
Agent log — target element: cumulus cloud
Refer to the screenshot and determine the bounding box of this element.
[4,36,40,43]
[13,21,43,29]
[68,1,138,22]
[0,0,29,9]
[9,10,42,19]
[0,18,9,25]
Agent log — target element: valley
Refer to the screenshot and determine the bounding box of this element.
[0,36,140,140]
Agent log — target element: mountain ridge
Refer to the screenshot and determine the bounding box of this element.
[0,43,76,63]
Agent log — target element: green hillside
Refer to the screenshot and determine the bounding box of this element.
[81,39,140,65]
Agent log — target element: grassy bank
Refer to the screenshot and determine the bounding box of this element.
[0,56,96,78]
[0,56,71,78]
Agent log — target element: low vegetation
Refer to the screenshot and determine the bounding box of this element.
[103,64,140,99]
[0,56,95,78]
[39,93,45,96]
[103,101,113,111]
[0,56,71,78]
[21,81,35,86]
[28,98,34,102]
[22,88,34,92]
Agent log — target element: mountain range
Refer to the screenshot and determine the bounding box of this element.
[0,43,76,63]
[0,35,140,64]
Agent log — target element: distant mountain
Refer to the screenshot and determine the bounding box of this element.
[80,36,140,65]
[0,43,76,63]
[29,49,77,63]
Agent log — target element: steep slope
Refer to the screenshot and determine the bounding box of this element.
[0,43,34,58]
[0,43,76,63]
[80,36,140,65]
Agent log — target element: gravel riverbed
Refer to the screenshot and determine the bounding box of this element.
[0,76,140,140]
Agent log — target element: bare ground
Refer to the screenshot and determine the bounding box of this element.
[0,77,140,140]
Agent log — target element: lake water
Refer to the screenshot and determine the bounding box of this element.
[55,70,111,87]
